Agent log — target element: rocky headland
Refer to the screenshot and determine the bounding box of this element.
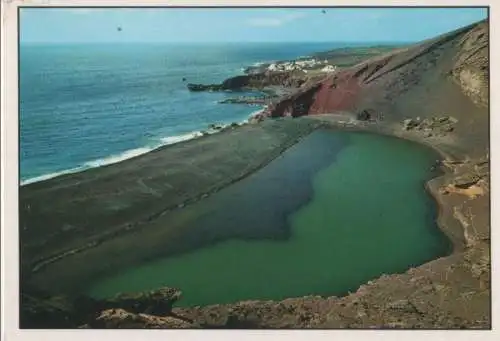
[187,70,308,92]
[20,20,489,329]
[218,95,272,105]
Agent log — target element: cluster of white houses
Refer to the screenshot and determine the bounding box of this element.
[266,58,338,73]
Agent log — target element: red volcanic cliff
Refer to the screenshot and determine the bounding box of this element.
[262,20,488,152]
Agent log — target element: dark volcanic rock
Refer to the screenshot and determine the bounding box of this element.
[221,75,252,89]
[187,83,224,92]
[249,113,265,124]
[402,115,457,134]
[208,123,224,130]
[219,96,269,105]
[442,124,454,132]
[452,174,482,189]
[97,287,182,316]
[263,83,321,118]
[356,109,375,121]
[187,72,306,92]
[403,118,419,130]
[89,309,195,329]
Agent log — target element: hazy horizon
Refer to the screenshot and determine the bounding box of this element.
[20,40,415,45]
[20,7,487,44]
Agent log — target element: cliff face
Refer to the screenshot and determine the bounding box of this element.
[187,71,307,91]
[222,71,306,89]
[451,21,489,108]
[263,20,489,154]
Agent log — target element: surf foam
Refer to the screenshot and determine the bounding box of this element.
[160,131,204,145]
[21,167,85,185]
[83,147,155,168]
[21,147,156,185]
[21,122,256,186]
[21,131,204,185]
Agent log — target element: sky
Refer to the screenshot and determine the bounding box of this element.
[20,7,488,44]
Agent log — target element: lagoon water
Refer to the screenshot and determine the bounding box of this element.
[88,130,452,306]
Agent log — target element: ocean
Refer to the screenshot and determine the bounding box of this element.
[20,42,362,184]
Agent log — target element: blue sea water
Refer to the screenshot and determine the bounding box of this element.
[20,42,364,184]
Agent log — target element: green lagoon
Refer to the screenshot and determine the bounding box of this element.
[88,130,451,306]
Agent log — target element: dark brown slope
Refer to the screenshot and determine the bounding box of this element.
[262,20,488,156]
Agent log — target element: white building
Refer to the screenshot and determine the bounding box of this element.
[321,65,337,73]
[268,63,279,71]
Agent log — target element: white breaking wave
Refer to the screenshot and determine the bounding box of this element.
[21,167,85,185]
[21,147,156,185]
[21,131,205,186]
[249,107,266,119]
[83,147,155,168]
[21,124,254,186]
[160,131,203,144]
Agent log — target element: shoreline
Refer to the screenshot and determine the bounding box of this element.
[20,112,264,186]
